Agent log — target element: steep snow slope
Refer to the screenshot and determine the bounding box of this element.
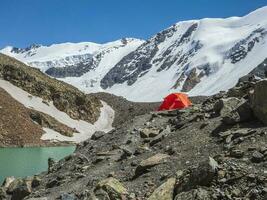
[2,7,267,102]
[100,6,267,101]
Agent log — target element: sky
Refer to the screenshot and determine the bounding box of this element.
[0,0,266,48]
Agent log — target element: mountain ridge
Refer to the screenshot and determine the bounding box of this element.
[2,6,267,102]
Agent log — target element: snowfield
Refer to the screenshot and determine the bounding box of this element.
[0,79,114,143]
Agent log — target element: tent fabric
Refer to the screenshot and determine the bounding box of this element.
[158,93,192,111]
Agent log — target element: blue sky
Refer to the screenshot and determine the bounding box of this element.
[0,0,266,48]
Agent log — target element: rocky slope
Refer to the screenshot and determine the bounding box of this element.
[2,7,267,102]
[0,54,109,146]
[2,76,267,199]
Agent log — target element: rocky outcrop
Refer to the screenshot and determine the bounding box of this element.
[0,54,101,124]
[29,110,76,137]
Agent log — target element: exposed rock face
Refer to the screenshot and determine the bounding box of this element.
[100,23,200,89]
[251,80,267,125]
[181,68,204,92]
[250,58,267,78]
[45,60,94,78]
[226,28,267,64]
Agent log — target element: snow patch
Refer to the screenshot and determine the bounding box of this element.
[0,79,114,143]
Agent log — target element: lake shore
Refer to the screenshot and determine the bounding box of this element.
[0,140,76,148]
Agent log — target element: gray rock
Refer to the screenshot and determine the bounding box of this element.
[251,80,267,125]
[48,157,56,173]
[91,131,105,140]
[139,128,160,138]
[31,176,41,188]
[0,188,7,200]
[11,180,32,200]
[60,193,77,200]
[95,177,128,200]
[2,176,15,189]
[251,151,264,163]
[230,149,244,158]
[150,126,171,146]
[175,188,210,200]
[177,157,218,192]
[147,178,176,200]
[135,154,170,177]
[46,179,60,188]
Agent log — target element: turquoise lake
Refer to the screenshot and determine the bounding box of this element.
[0,146,75,183]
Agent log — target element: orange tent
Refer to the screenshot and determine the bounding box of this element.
[158,93,192,111]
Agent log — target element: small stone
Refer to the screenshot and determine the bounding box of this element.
[60,193,77,200]
[46,179,60,188]
[260,147,267,153]
[108,172,115,178]
[248,147,257,151]
[232,188,241,197]
[251,151,264,163]
[217,170,226,179]
[230,149,244,158]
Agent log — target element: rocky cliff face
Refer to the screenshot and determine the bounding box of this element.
[2,76,267,199]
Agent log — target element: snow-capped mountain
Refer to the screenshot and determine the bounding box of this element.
[1,38,144,78]
[2,7,267,102]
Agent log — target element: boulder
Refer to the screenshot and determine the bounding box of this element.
[0,188,7,200]
[147,178,176,200]
[189,157,218,186]
[214,97,242,116]
[222,101,253,125]
[2,176,16,189]
[95,177,128,200]
[250,80,267,125]
[11,179,32,200]
[251,151,264,163]
[48,157,56,173]
[177,157,218,192]
[6,178,24,194]
[31,176,41,188]
[135,154,170,177]
[214,97,253,124]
